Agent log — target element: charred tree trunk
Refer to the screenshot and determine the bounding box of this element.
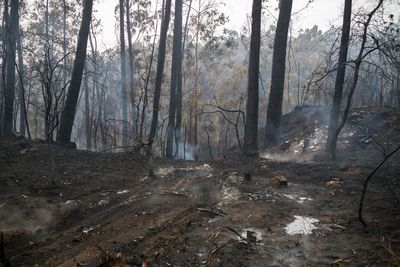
[63,0,67,89]
[2,0,18,138]
[175,0,191,153]
[84,76,91,150]
[126,0,137,136]
[243,0,262,155]
[88,30,98,150]
[140,1,160,141]
[265,0,293,147]
[57,0,93,144]
[166,0,182,159]
[0,0,9,136]
[326,0,352,158]
[119,0,128,146]
[148,0,171,150]
[17,26,27,137]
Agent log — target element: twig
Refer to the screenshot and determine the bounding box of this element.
[207,226,254,267]
[382,230,400,265]
[197,208,225,217]
[359,143,400,226]
[206,239,236,267]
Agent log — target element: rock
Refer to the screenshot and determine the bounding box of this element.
[270,176,288,188]
[246,230,257,242]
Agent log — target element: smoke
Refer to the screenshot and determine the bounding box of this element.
[175,142,196,161]
[0,203,54,233]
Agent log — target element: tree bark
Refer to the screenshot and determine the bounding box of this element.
[326,0,352,158]
[265,0,293,146]
[243,0,262,155]
[57,0,94,144]
[2,0,18,137]
[166,0,182,159]
[148,0,171,150]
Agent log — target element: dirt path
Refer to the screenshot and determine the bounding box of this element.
[0,140,399,266]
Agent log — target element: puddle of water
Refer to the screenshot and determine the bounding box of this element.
[285,215,319,235]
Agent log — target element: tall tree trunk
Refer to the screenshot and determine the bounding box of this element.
[166,0,182,159]
[148,0,171,149]
[188,0,200,158]
[119,0,128,146]
[88,30,97,150]
[175,0,192,153]
[57,0,93,144]
[193,22,199,159]
[326,0,352,157]
[125,0,137,136]
[243,0,262,155]
[17,26,26,136]
[265,0,293,146]
[84,75,91,149]
[0,0,9,136]
[62,0,68,91]
[2,0,18,137]
[140,0,160,140]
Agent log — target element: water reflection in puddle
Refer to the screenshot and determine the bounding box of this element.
[285,216,319,235]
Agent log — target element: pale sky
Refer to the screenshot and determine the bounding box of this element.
[94,0,396,49]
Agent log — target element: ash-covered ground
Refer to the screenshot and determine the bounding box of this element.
[1,107,399,266]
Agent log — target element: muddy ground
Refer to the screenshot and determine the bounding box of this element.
[1,108,400,267]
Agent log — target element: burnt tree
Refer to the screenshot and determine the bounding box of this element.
[119,0,128,146]
[148,0,172,149]
[326,0,352,158]
[243,0,262,155]
[57,0,94,144]
[166,0,183,159]
[2,0,18,138]
[126,0,136,135]
[265,0,293,146]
